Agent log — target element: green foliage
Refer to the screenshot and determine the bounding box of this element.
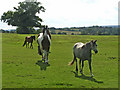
[16,26,35,34]
[2,34,118,88]
[1,1,45,34]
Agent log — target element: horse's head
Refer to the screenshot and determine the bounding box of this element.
[90,40,98,54]
[43,26,46,35]
[31,36,35,40]
[43,25,51,38]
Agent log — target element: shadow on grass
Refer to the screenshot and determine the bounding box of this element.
[36,60,50,71]
[71,71,103,84]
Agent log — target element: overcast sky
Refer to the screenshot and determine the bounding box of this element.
[0,0,119,29]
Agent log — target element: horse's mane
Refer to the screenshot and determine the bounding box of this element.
[82,41,91,49]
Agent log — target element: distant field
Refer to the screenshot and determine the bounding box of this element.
[2,33,118,88]
[55,30,81,35]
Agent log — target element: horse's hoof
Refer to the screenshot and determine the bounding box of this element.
[45,60,49,64]
[76,69,78,73]
[76,67,78,71]
[46,62,48,64]
[80,71,83,75]
[91,74,94,77]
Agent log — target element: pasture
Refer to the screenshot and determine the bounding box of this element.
[2,33,118,88]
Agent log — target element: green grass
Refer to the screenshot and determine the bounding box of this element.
[2,33,118,88]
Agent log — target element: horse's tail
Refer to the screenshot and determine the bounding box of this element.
[68,53,76,66]
[23,37,27,47]
[68,59,75,66]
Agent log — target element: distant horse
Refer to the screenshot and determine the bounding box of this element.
[23,36,35,49]
[37,25,51,64]
[69,40,98,77]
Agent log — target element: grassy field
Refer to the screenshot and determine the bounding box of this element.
[2,33,118,88]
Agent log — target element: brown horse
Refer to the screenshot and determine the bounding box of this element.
[23,36,35,49]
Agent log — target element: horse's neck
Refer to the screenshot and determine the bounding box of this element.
[42,29,51,38]
[84,44,92,56]
[43,35,48,39]
[85,42,92,51]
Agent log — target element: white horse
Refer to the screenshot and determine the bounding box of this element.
[69,40,98,77]
[37,26,51,64]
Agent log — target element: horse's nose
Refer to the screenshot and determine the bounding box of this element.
[95,50,98,54]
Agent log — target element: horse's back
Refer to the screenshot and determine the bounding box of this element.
[26,36,30,39]
[25,36,31,42]
[73,42,85,59]
[73,42,84,50]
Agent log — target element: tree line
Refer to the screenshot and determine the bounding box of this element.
[50,26,119,35]
[1,26,119,35]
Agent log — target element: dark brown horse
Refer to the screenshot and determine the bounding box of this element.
[23,36,35,49]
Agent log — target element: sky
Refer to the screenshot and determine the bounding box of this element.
[0,0,119,29]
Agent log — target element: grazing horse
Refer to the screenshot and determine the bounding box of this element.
[23,36,35,49]
[69,40,98,77]
[37,26,51,64]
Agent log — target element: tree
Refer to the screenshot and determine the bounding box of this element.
[1,1,45,34]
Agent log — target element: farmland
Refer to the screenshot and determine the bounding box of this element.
[2,33,118,88]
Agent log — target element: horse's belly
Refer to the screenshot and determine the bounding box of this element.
[74,48,90,60]
[37,33,51,51]
[27,39,31,42]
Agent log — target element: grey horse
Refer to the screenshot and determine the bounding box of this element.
[69,40,98,77]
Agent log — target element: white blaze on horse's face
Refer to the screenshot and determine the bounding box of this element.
[91,40,98,54]
[44,30,47,36]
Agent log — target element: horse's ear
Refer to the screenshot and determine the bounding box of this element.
[43,26,45,33]
[94,40,97,43]
[91,40,94,43]
[46,25,48,29]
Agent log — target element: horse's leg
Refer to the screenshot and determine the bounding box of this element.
[31,39,33,49]
[81,60,84,75]
[30,42,33,49]
[88,59,94,77]
[32,43,33,49]
[46,47,50,63]
[46,52,49,64]
[75,58,78,72]
[41,50,44,61]
[44,50,48,63]
[38,46,42,55]
[28,42,29,48]
[79,59,82,74]
[30,42,31,48]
